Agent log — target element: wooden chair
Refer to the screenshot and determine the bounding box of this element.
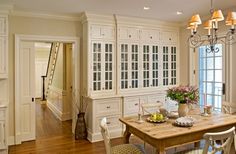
[222,101,236,114]
[100,117,146,154]
[177,127,235,154]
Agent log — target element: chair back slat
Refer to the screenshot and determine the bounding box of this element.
[203,127,235,154]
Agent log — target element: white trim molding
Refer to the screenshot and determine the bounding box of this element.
[15,34,80,144]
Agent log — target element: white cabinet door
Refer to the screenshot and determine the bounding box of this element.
[19,41,36,142]
[160,31,178,44]
[141,45,160,88]
[119,43,140,90]
[0,37,7,78]
[90,25,115,40]
[161,45,178,86]
[91,41,115,94]
[118,27,140,41]
[0,16,7,36]
[0,121,6,149]
[141,29,160,42]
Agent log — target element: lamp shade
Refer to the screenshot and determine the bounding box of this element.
[211,10,224,21]
[189,14,202,25]
[187,23,197,29]
[226,12,236,25]
[204,20,213,29]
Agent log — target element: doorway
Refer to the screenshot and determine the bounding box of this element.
[198,44,225,110]
[15,35,80,144]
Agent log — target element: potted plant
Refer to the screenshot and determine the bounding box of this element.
[166,85,199,117]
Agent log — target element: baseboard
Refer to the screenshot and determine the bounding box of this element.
[47,100,63,121]
[61,112,72,121]
[87,129,122,143]
[8,136,15,146]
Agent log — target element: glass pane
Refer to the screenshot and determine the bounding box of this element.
[215,57,222,69]
[215,70,222,82]
[206,70,213,81]
[206,57,214,69]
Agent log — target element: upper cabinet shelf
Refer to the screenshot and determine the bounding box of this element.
[81,13,179,97]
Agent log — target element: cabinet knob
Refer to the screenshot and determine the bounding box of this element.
[169,38,172,41]
[134,103,138,106]
[129,35,131,38]
[150,36,153,39]
[106,122,111,125]
[106,106,111,109]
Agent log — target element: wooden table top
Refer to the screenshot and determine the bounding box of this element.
[119,112,236,140]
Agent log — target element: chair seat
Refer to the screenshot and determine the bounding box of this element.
[111,144,146,154]
[176,148,204,154]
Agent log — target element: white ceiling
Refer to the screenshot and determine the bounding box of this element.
[1,0,236,23]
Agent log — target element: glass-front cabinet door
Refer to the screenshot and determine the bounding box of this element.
[119,43,139,90]
[140,45,160,88]
[161,45,177,87]
[91,41,114,94]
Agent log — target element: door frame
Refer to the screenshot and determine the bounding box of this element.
[189,34,231,102]
[15,34,80,144]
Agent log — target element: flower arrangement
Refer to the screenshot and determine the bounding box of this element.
[167,85,199,104]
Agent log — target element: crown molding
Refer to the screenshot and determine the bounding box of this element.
[0,4,13,14]
[10,10,80,21]
[115,15,181,30]
[79,12,116,25]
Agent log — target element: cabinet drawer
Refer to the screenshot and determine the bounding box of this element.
[160,31,178,44]
[118,27,140,40]
[95,99,121,116]
[95,115,121,132]
[0,110,5,121]
[123,97,147,116]
[90,25,115,39]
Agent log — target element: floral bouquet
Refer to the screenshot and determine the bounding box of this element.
[166,85,199,104]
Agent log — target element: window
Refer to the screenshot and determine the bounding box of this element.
[198,44,223,110]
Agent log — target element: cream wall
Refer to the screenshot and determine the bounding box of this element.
[7,15,82,138]
[52,43,64,89]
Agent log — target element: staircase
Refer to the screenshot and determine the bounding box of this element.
[45,42,61,97]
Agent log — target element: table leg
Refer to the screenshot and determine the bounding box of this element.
[156,148,166,154]
[194,141,200,148]
[123,125,131,144]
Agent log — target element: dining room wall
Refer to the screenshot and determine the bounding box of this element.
[6,14,82,140]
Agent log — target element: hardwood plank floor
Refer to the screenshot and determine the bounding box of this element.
[9,100,194,154]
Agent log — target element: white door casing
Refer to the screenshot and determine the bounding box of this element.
[15,35,80,144]
[19,41,36,142]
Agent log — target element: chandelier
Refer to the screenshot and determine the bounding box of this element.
[187,0,236,53]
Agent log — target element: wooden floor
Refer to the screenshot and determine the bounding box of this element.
[9,100,194,154]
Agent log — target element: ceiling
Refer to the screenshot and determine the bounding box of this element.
[1,0,236,23]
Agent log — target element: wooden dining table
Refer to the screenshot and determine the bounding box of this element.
[119,111,236,154]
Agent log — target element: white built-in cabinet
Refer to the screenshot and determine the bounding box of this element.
[0,15,8,79]
[0,105,8,154]
[81,13,179,142]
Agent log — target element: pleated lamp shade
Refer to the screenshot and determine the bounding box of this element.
[204,20,213,29]
[226,12,236,25]
[189,14,202,25]
[211,10,224,21]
